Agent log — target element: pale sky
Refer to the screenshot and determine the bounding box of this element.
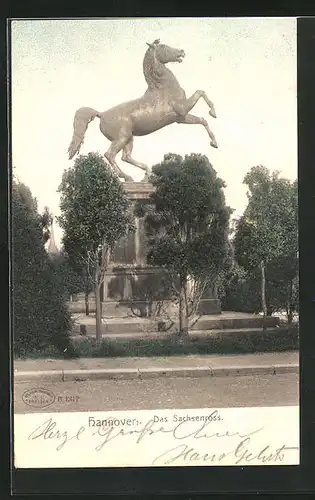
[11,18,297,247]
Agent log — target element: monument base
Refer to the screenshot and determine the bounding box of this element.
[69,180,222,318]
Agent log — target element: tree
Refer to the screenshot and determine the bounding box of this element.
[136,153,232,337]
[233,166,298,326]
[219,263,262,313]
[49,250,87,301]
[57,152,134,342]
[39,206,53,244]
[14,182,53,244]
[12,180,74,357]
[51,248,93,315]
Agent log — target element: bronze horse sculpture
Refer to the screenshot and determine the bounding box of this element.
[68,39,218,181]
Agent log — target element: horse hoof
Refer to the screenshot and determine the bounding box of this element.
[209,110,217,118]
[210,141,218,149]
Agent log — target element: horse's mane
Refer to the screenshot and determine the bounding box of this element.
[143,48,177,91]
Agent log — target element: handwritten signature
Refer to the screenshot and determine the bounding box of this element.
[152,438,298,465]
[26,413,298,466]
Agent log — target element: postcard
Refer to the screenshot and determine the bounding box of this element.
[11,17,299,471]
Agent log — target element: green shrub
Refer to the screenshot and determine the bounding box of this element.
[12,182,76,358]
[70,326,298,358]
[220,266,261,313]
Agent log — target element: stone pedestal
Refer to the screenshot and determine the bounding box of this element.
[103,182,158,310]
[102,180,221,317]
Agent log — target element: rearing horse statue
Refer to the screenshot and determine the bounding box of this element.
[68,39,218,181]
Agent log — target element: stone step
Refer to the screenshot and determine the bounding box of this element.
[68,298,221,315]
[72,315,279,335]
[194,316,279,330]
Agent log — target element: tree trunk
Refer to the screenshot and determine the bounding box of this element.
[179,276,188,338]
[287,280,293,325]
[94,257,102,344]
[95,283,102,344]
[287,309,293,325]
[84,289,89,316]
[267,306,273,317]
[260,260,267,331]
[101,244,110,320]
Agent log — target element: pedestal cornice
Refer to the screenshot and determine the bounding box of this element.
[123,181,155,199]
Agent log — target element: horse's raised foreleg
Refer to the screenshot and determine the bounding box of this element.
[176,114,218,148]
[104,137,134,182]
[174,91,217,118]
[122,138,150,179]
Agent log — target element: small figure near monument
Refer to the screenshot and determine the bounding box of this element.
[68,40,218,181]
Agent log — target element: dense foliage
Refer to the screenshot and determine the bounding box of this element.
[57,152,133,341]
[12,181,74,357]
[225,166,298,322]
[49,251,88,300]
[137,153,232,336]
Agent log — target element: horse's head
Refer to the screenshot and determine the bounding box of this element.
[146,39,185,64]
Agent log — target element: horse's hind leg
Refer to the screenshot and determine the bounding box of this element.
[104,137,133,181]
[177,114,218,148]
[122,138,150,178]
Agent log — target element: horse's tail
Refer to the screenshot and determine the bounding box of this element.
[67,107,101,160]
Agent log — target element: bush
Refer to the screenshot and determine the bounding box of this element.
[12,182,76,358]
[70,326,298,358]
[14,344,68,360]
[220,265,261,313]
[221,261,299,319]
